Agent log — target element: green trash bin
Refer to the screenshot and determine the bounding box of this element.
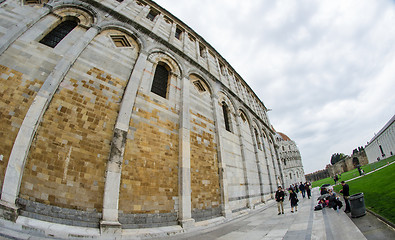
[349,193,366,218]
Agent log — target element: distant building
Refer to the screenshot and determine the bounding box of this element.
[275,132,306,188]
[305,169,330,183]
[326,148,368,178]
[365,114,395,163]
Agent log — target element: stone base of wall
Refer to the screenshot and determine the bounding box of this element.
[191,207,221,222]
[119,212,178,229]
[17,198,101,228]
[231,206,248,213]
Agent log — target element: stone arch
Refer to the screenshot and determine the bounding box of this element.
[217,91,236,114]
[268,133,276,146]
[31,5,97,51]
[51,5,97,27]
[352,157,360,167]
[98,23,144,52]
[143,50,183,101]
[238,109,249,125]
[148,50,182,77]
[188,72,213,95]
[217,91,237,133]
[261,128,273,150]
[251,120,262,151]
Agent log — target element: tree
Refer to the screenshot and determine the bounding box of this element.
[330,153,346,165]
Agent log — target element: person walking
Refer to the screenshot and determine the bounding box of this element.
[294,184,299,194]
[339,181,351,213]
[334,174,339,185]
[289,189,298,213]
[299,182,306,198]
[305,182,311,199]
[275,186,285,215]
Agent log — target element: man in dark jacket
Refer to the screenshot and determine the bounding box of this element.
[340,181,351,213]
[299,182,306,198]
[275,186,285,215]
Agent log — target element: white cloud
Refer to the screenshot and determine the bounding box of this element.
[154,0,395,173]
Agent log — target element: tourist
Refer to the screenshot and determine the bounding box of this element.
[334,174,339,185]
[320,186,328,195]
[305,182,311,199]
[294,184,300,194]
[299,182,306,198]
[339,181,351,213]
[289,189,298,213]
[327,189,343,211]
[275,186,285,215]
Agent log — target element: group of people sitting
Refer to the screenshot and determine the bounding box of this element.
[314,187,343,211]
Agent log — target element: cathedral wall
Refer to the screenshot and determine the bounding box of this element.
[222,128,248,212]
[0,0,284,232]
[189,75,221,221]
[119,54,181,227]
[18,27,137,226]
[239,117,261,206]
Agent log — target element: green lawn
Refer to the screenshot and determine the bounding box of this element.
[311,155,395,188]
[333,162,395,224]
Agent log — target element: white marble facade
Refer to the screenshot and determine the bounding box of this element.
[365,114,395,163]
[275,132,306,189]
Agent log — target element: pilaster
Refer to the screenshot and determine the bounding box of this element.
[212,90,232,218]
[262,133,273,198]
[101,51,148,228]
[178,76,195,228]
[234,112,253,208]
[249,125,265,203]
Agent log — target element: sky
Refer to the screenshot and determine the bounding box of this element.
[153,0,395,173]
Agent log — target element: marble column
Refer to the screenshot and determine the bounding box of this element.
[177,76,195,228]
[100,51,148,233]
[212,89,232,218]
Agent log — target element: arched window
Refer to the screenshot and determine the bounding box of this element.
[40,19,78,48]
[240,111,247,123]
[254,128,261,150]
[222,102,231,132]
[151,62,170,98]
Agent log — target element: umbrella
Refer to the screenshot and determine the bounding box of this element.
[317,193,331,200]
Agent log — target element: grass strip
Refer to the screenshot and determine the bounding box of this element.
[333,162,395,224]
[311,155,395,188]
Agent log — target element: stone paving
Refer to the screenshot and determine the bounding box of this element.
[156,187,366,240]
